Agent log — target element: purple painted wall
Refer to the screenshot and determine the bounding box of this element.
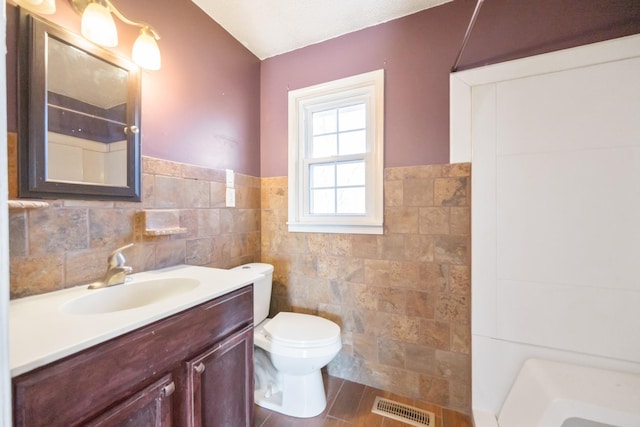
[6,0,261,176]
[260,0,640,177]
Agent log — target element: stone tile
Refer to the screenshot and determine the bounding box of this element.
[390,314,420,344]
[436,350,471,385]
[182,179,210,209]
[28,208,89,254]
[376,287,406,314]
[403,178,434,206]
[443,163,471,177]
[405,344,437,375]
[154,175,184,208]
[384,180,403,207]
[450,207,470,236]
[89,209,135,249]
[197,209,221,236]
[261,185,288,210]
[316,256,341,280]
[142,156,181,177]
[434,177,468,207]
[406,290,435,319]
[186,238,213,265]
[351,234,379,259]
[9,212,27,257]
[210,181,226,208]
[353,333,378,361]
[449,265,470,295]
[155,240,186,268]
[451,324,471,354]
[419,263,448,292]
[419,319,450,349]
[364,260,420,288]
[419,207,450,235]
[419,375,450,407]
[404,234,435,263]
[433,235,469,265]
[180,163,217,181]
[379,234,405,261]
[449,380,472,413]
[378,338,405,368]
[10,255,64,298]
[65,248,112,286]
[341,258,364,283]
[384,207,419,234]
[435,293,470,324]
[352,283,378,310]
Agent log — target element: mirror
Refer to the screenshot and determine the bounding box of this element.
[18,11,141,201]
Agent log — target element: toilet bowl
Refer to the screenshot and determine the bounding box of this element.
[232,263,342,418]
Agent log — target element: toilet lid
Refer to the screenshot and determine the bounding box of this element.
[264,312,340,348]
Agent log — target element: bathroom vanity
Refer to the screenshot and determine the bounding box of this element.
[10,265,259,426]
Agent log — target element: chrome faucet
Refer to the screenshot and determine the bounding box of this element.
[88,243,134,289]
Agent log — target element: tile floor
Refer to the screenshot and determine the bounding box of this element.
[254,375,473,427]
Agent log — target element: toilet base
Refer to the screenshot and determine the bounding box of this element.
[255,369,327,418]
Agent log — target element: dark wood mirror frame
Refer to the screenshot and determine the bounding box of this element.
[18,10,142,201]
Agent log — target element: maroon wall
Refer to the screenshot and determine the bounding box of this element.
[6,0,261,176]
[260,0,640,177]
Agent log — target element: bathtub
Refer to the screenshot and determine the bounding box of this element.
[474,359,640,427]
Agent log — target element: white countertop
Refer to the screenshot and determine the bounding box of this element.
[10,265,260,377]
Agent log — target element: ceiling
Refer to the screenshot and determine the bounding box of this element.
[191,0,453,60]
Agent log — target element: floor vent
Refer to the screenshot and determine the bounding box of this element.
[371,396,434,426]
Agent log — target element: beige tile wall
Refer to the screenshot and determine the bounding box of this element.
[261,163,471,414]
[8,134,261,298]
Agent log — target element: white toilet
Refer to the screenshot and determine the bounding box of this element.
[233,263,342,418]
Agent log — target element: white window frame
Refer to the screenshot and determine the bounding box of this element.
[288,69,384,234]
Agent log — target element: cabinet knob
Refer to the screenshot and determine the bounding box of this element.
[194,363,206,374]
[162,381,175,397]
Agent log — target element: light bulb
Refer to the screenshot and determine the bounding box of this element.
[16,0,56,14]
[132,28,161,70]
[81,2,118,47]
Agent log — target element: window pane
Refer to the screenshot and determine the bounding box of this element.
[311,134,337,158]
[337,161,365,186]
[310,163,335,188]
[311,189,335,214]
[337,188,365,214]
[339,104,365,132]
[312,109,337,135]
[338,130,366,155]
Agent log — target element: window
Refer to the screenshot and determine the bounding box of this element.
[288,70,384,234]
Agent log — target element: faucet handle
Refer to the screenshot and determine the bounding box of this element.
[108,243,134,268]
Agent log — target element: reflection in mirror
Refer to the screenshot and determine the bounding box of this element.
[18,11,141,201]
[47,37,129,186]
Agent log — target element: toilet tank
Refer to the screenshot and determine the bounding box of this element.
[232,263,274,324]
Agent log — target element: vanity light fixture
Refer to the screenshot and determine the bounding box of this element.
[70,0,162,70]
[14,0,56,14]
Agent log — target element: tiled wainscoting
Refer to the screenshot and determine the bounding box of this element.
[261,164,471,414]
[7,133,261,298]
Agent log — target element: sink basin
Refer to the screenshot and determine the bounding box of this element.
[61,278,201,315]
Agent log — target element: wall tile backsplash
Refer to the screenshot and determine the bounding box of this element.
[261,163,471,414]
[7,133,261,298]
[8,132,470,414]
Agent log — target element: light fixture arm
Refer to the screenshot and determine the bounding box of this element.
[104,0,160,40]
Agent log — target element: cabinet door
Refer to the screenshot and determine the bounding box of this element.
[86,374,175,427]
[185,325,254,427]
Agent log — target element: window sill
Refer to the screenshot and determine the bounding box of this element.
[287,222,383,235]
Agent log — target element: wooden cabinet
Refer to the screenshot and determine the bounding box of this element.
[184,326,253,427]
[12,285,254,427]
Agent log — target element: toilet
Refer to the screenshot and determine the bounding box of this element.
[232,263,342,418]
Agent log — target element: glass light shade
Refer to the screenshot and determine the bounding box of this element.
[81,2,118,47]
[16,0,56,14]
[132,28,161,70]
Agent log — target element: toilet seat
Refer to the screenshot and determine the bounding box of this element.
[264,312,340,348]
